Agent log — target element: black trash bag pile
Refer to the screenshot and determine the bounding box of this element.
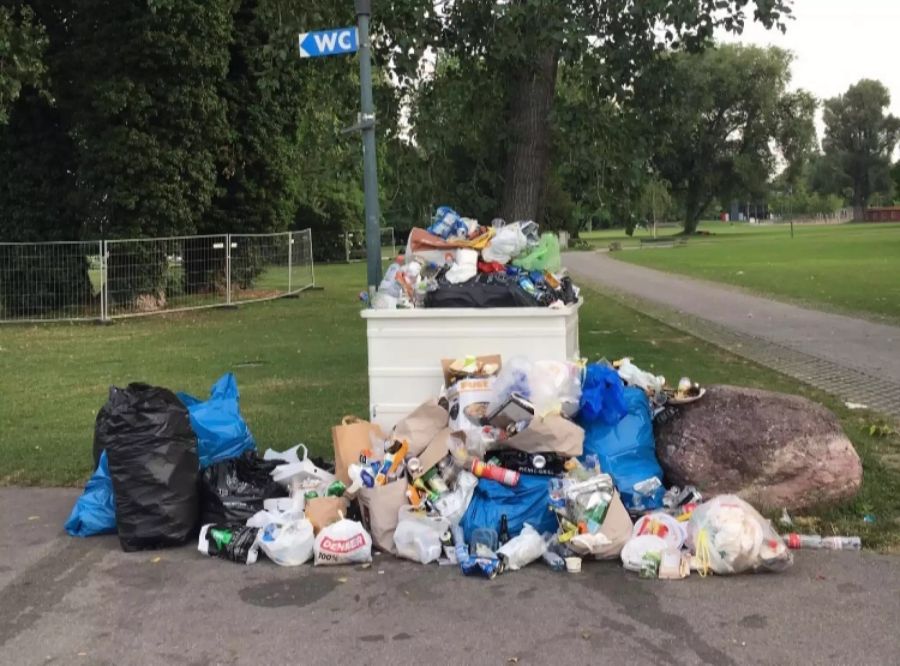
[97,383,199,552]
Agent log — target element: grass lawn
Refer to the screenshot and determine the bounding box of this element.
[597,222,900,323]
[1,262,898,549]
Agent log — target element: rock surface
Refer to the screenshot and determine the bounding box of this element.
[655,385,862,510]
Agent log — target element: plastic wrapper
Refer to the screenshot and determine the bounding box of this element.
[497,523,546,571]
[688,495,793,575]
[433,470,478,525]
[393,507,451,564]
[445,248,479,284]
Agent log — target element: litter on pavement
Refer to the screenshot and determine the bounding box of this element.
[68,356,859,580]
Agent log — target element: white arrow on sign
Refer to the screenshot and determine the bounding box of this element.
[298,27,359,58]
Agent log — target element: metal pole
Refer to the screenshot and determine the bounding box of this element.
[100,240,107,322]
[287,232,293,293]
[226,234,232,305]
[356,0,382,295]
[789,186,794,239]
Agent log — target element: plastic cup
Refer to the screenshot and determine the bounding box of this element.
[565,557,582,573]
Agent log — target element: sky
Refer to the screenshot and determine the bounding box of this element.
[716,0,900,141]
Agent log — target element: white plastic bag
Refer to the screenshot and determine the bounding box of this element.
[313,518,373,566]
[445,248,479,284]
[258,518,315,566]
[487,356,532,415]
[266,444,337,491]
[688,495,792,575]
[482,223,528,264]
[528,361,582,417]
[393,507,450,564]
[433,471,478,525]
[616,358,665,394]
[497,523,546,571]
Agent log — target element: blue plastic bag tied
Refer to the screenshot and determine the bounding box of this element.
[177,372,256,469]
[579,363,627,425]
[579,386,665,511]
[460,474,558,543]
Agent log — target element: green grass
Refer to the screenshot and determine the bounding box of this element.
[1,262,898,550]
[600,222,900,323]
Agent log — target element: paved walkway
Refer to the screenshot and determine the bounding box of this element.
[564,251,900,419]
[2,488,899,665]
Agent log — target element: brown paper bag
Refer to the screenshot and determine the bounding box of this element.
[506,414,584,457]
[358,480,409,554]
[594,492,633,560]
[305,497,349,534]
[391,400,448,457]
[332,416,385,485]
[410,429,452,479]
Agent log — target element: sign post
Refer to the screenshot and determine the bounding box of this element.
[297,5,382,294]
[355,0,382,294]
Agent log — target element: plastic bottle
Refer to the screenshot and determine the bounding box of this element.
[785,533,862,550]
[378,259,403,297]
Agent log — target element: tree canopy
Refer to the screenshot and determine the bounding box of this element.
[822,79,900,217]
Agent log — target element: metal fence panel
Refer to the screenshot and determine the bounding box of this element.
[0,241,102,323]
[0,230,316,324]
[105,235,229,318]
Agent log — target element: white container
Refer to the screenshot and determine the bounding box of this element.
[361,300,582,432]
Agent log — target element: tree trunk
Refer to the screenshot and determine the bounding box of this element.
[500,47,559,224]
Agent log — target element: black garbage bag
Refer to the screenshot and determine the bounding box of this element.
[200,451,288,526]
[97,383,200,552]
[425,274,540,309]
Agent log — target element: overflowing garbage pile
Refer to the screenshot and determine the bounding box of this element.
[66,357,862,579]
[371,206,580,310]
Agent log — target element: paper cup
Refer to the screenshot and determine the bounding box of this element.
[565,557,582,573]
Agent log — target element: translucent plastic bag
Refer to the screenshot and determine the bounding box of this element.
[257,518,315,567]
[487,356,532,415]
[688,495,792,575]
[482,223,528,264]
[528,360,582,418]
[393,507,451,564]
[497,523,546,571]
[512,233,561,272]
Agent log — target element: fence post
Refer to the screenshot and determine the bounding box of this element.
[225,234,232,306]
[100,240,108,322]
[310,230,317,288]
[287,232,293,294]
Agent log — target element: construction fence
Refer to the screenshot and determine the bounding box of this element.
[0,230,315,324]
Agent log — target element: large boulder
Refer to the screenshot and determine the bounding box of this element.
[655,385,862,511]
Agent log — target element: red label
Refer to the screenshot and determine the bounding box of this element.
[320,534,365,554]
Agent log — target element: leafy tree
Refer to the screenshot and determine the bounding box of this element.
[378,0,793,225]
[0,3,46,124]
[822,79,900,218]
[640,45,816,233]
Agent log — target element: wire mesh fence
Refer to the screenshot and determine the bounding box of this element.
[0,241,103,322]
[0,230,315,324]
[342,227,396,265]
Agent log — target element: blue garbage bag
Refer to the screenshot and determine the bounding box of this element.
[177,373,256,469]
[65,451,116,537]
[460,474,558,543]
[579,363,627,425]
[579,387,665,511]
